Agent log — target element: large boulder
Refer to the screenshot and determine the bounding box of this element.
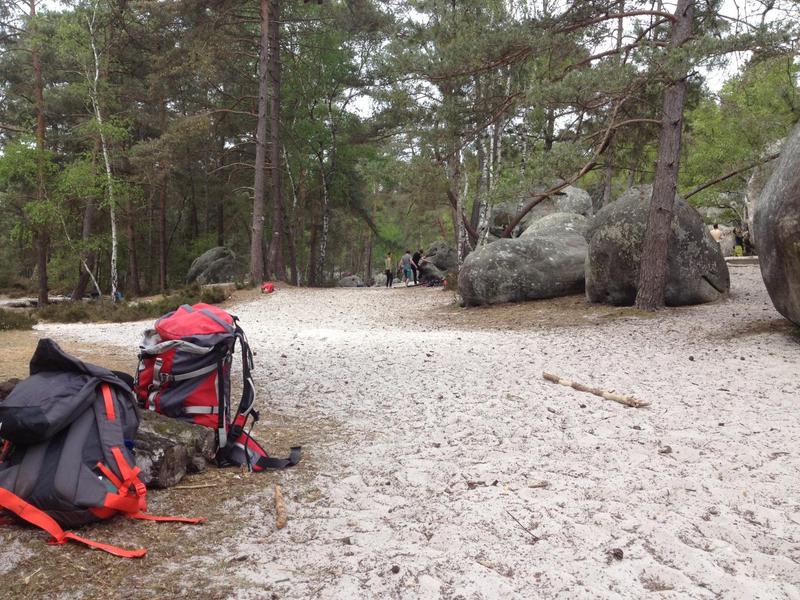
[747,139,784,244]
[520,185,593,230]
[753,124,800,326]
[424,240,457,272]
[521,212,591,240]
[488,202,520,237]
[337,275,364,288]
[586,186,730,306]
[186,247,236,284]
[458,234,587,306]
[488,186,593,237]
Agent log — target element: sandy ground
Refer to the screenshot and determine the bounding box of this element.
[2,264,799,599]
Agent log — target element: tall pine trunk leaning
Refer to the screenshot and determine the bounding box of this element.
[250,0,270,286]
[266,0,286,281]
[635,0,695,311]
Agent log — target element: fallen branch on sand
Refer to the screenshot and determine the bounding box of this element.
[542,372,650,408]
[505,509,540,542]
[171,483,220,490]
[275,485,288,529]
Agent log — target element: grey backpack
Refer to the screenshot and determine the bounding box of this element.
[0,339,200,558]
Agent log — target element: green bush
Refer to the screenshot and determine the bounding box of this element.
[0,309,35,331]
[34,286,229,324]
[200,286,229,304]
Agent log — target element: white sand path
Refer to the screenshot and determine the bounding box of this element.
[39,265,800,599]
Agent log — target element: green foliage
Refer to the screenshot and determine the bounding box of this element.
[682,55,799,205]
[0,309,36,331]
[1,0,798,295]
[34,285,227,324]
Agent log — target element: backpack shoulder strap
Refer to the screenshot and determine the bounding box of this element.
[232,321,256,419]
[0,487,146,558]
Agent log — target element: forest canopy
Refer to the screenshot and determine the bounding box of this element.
[0,0,798,303]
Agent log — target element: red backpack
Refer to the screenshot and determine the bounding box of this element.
[134,304,299,471]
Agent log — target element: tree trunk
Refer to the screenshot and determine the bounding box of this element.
[127,206,141,297]
[30,0,48,307]
[250,0,270,286]
[266,0,286,281]
[308,220,320,287]
[601,2,625,210]
[87,6,119,302]
[447,149,467,267]
[217,200,224,247]
[364,231,374,286]
[72,194,97,300]
[543,108,555,153]
[315,170,331,286]
[470,134,486,234]
[159,171,168,292]
[145,189,154,292]
[635,0,695,311]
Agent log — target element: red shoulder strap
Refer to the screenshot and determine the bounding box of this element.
[0,487,146,558]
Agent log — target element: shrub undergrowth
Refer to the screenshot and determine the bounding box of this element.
[34,285,230,324]
[0,309,36,331]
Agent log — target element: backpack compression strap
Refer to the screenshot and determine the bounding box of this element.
[216,320,301,471]
[232,321,256,418]
[0,487,146,558]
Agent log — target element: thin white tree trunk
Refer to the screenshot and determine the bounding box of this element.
[87,4,118,301]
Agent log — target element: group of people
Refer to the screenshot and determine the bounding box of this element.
[384,249,424,287]
[710,223,754,256]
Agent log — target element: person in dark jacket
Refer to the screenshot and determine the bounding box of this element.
[411,249,423,285]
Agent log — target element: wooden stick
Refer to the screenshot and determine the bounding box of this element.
[171,483,220,490]
[542,372,650,408]
[275,484,288,529]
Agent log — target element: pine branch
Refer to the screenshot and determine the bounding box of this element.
[683,153,780,199]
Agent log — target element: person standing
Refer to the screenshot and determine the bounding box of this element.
[385,252,394,288]
[411,248,422,285]
[710,223,722,243]
[400,249,414,286]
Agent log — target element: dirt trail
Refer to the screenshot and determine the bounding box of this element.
[1,265,799,599]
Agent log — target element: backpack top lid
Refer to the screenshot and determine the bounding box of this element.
[0,338,131,445]
[29,338,130,385]
[155,304,234,341]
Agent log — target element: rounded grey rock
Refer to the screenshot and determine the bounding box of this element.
[586,187,730,306]
[754,123,800,326]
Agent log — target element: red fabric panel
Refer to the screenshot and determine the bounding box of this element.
[156,304,234,340]
[184,373,221,429]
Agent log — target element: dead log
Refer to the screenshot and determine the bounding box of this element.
[134,429,189,489]
[134,410,217,488]
[137,410,216,462]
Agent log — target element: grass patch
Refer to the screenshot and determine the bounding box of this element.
[0,309,36,331]
[35,286,229,324]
